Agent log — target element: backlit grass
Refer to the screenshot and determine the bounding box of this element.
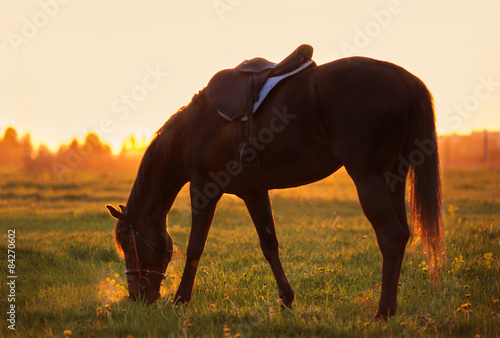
[0,167,498,336]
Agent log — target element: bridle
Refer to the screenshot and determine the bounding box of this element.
[125,223,169,292]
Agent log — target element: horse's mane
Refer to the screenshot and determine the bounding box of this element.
[114,89,206,255]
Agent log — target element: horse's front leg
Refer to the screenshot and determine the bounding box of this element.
[242,191,295,308]
[175,184,220,304]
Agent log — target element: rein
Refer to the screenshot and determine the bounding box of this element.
[125,224,167,291]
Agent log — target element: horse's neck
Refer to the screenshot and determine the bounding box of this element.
[127,129,187,220]
[127,95,200,221]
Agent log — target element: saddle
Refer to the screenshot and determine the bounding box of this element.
[206,44,316,169]
[206,44,316,121]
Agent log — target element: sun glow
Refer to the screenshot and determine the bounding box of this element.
[96,247,184,305]
[97,275,128,305]
[2,1,499,150]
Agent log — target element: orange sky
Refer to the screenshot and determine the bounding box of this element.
[1,0,499,152]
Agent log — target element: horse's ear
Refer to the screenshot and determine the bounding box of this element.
[106,204,125,221]
[119,204,127,215]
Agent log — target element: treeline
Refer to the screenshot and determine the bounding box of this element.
[0,127,144,177]
[2,127,500,177]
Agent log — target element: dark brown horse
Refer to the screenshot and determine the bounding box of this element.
[106,56,443,319]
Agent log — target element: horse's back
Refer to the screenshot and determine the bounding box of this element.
[313,57,420,173]
[186,56,427,190]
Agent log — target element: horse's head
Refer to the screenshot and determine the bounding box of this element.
[106,204,173,303]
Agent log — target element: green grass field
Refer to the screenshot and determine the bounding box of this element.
[0,167,498,337]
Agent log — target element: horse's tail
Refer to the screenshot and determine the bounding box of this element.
[405,75,444,279]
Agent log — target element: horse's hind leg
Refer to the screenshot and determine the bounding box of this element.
[387,165,411,305]
[347,171,410,319]
[241,191,295,308]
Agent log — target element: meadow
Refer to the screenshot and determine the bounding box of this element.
[0,166,498,337]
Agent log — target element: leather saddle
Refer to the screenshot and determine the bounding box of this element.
[206,44,316,121]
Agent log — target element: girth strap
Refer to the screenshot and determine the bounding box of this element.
[240,73,261,169]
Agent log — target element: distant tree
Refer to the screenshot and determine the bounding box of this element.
[38,144,51,155]
[1,127,19,146]
[68,139,80,153]
[82,132,111,154]
[0,127,33,166]
[21,133,33,155]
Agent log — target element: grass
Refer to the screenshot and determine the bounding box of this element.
[0,166,499,337]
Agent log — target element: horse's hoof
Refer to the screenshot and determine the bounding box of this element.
[374,313,388,322]
[174,294,190,306]
[279,294,294,310]
[374,309,395,321]
[280,302,292,311]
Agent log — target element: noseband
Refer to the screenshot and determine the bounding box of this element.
[125,224,168,291]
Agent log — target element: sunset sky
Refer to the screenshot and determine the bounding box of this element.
[1,0,499,152]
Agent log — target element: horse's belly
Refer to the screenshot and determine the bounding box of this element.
[254,145,342,189]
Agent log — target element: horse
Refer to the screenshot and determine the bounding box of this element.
[106,55,443,320]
